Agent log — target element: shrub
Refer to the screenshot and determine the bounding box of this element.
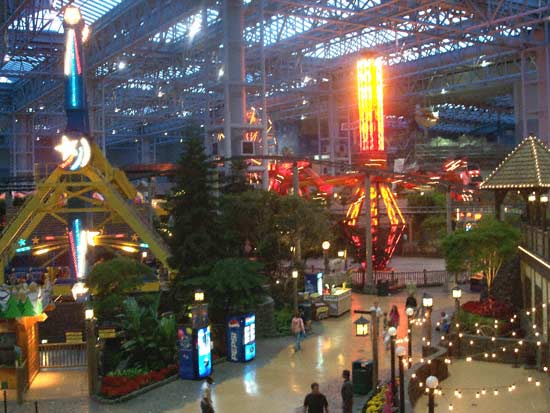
[274,307,293,335]
[461,298,513,320]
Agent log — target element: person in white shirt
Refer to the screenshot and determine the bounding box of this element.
[201,376,214,408]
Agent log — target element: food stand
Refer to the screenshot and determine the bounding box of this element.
[323,287,352,317]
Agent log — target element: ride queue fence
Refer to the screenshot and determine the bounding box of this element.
[38,343,87,369]
[351,269,469,291]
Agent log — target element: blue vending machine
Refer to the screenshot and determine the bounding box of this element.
[177,304,212,380]
[177,325,212,380]
[226,313,256,362]
[304,272,323,295]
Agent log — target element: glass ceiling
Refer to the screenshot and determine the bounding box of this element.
[1,0,124,82]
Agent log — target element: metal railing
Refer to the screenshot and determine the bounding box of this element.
[351,269,469,291]
[39,343,87,369]
[522,224,550,262]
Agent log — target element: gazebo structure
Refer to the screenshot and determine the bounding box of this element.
[480,135,550,342]
[480,135,550,226]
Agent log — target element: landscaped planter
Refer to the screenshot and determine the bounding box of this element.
[100,365,178,399]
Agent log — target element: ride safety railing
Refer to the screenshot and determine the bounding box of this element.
[39,342,87,369]
[351,268,469,291]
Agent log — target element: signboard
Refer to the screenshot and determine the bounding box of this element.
[227,318,240,362]
[98,328,116,339]
[65,331,83,344]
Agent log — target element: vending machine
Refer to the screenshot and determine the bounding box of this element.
[304,272,323,295]
[177,303,212,380]
[177,325,212,380]
[226,313,256,362]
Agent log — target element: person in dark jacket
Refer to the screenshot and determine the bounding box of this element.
[341,370,353,413]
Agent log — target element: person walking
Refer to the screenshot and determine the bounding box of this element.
[304,382,329,413]
[388,305,400,329]
[200,376,214,412]
[291,312,306,351]
[341,370,353,413]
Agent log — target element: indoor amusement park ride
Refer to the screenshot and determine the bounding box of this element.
[0,7,170,299]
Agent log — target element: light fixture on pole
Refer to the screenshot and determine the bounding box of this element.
[422,293,433,355]
[85,305,97,395]
[338,250,345,258]
[396,346,406,413]
[292,269,299,313]
[422,293,433,309]
[354,315,370,336]
[452,286,462,315]
[405,306,415,367]
[194,289,205,303]
[528,193,537,202]
[84,308,94,320]
[388,326,397,405]
[322,241,330,273]
[426,376,439,413]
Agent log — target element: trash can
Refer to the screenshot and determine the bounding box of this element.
[298,302,312,323]
[352,359,374,395]
[376,280,389,296]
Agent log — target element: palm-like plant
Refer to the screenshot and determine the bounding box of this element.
[117,297,176,371]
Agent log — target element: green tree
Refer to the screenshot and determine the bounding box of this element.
[86,257,151,322]
[185,258,266,316]
[168,137,220,273]
[275,195,332,262]
[442,217,520,293]
[219,190,282,269]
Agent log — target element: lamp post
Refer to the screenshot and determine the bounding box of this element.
[426,375,439,413]
[422,293,433,355]
[452,286,462,316]
[85,308,97,396]
[355,309,378,389]
[396,346,406,413]
[194,289,205,303]
[292,270,299,314]
[322,241,330,273]
[406,307,414,367]
[388,326,397,404]
[354,315,370,338]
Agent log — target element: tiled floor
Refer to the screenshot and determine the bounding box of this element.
[9,282,480,413]
[415,360,550,412]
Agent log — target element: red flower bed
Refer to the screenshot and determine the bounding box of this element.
[461,298,514,320]
[101,364,178,398]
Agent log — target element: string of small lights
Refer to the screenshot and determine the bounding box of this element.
[397,298,550,412]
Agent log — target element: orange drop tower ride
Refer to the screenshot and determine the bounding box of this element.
[345,58,405,270]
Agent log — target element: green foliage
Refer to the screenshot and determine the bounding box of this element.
[86,257,151,322]
[407,191,446,249]
[274,306,293,336]
[185,258,266,316]
[457,311,504,335]
[107,367,148,378]
[442,217,520,292]
[168,137,221,273]
[275,195,332,259]
[407,191,445,208]
[420,215,447,247]
[117,297,176,371]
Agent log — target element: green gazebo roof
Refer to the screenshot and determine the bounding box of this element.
[480,136,550,190]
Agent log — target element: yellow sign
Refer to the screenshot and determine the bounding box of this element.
[65,331,83,344]
[98,328,117,339]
